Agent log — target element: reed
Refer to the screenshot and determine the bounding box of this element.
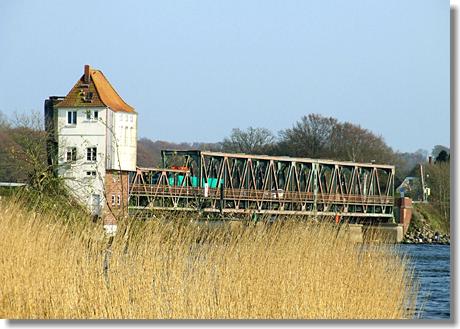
[0,198,417,319]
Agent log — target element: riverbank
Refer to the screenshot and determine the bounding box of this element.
[402,203,450,245]
[402,230,450,244]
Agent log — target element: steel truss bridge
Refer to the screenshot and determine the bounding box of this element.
[128,150,395,222]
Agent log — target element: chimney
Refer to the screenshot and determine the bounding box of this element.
[428,156,432,165]
[84,65,90,84]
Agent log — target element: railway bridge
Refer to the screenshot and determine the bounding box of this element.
[128,150,395,222]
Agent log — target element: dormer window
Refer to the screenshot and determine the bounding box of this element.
[82,91,93,103]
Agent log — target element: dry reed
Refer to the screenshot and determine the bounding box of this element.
[0,198,417,319]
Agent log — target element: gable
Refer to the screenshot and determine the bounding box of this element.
[55,66,136,113]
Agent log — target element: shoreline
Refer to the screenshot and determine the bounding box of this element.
[400,241,450,245]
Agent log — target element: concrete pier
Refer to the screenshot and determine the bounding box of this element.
[363,223,404,243]
[347,224,364,243]
[341,223,404,243]
[184,219,405,243]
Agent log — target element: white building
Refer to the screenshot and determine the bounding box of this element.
[48,65,137,220]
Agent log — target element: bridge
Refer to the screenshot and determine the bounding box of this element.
[128,150,395,222]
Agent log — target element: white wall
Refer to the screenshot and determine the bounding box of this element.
[107,111,137,171]
[56,107,137,214]
[56,107,107,215]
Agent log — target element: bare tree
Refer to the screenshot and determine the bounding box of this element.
[222,127,276,154]
[277,114,396,165]
[278,114,338,158]
[0,111,10,129]
[0,111,50,188]
[425,162,450,223]
[329,122,395,164]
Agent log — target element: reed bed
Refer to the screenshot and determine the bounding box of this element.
[0,198,417,319]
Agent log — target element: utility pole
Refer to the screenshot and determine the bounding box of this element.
[420,163,427,202]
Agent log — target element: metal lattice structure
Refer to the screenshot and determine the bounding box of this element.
[128,150,395,221]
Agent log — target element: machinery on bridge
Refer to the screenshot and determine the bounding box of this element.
[128,150,395,222]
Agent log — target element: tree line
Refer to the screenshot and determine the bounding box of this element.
[0,111,449,190]
[219,114,452,186]
[221,114,396,163]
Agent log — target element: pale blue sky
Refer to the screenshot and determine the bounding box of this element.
[0,0,450,153]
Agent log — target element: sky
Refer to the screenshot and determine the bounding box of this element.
[0,0,450,153]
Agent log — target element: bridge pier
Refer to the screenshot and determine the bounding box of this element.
[348,224,364,243]
[363,223,404,243]
[340,223,404,243]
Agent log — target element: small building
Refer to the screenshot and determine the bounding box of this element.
[45,65,137,224]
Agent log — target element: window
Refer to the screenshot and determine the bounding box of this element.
[86,171,96,177]
[111,194,116,206]
[86,147,97,162]
[66,147,77,162]
[130,115,133,122]
[85,110,98,121]
[117,194,121,205]
[67,111,77,125]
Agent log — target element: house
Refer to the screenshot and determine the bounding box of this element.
[45,65,137,225]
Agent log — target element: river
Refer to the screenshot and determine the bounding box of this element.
[399,244,451,320]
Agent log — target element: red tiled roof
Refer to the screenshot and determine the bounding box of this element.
[55,66,136,113]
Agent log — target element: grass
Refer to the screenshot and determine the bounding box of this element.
[412,203,450,234]
[0,196,418,319]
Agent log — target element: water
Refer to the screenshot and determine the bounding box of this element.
[399,244,451,319]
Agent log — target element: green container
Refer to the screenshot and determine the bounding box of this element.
[202,177,223,188]
[167,175,222,188]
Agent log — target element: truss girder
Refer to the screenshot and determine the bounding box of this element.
[129,151,395,219]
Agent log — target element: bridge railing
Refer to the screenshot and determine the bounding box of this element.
[129,184,393,205]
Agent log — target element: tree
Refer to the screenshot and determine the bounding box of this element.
[278,114,338,158]
[0,111,50,189]
[0,111,10,129]
[435,150,449,163]
[221,127,276,155]
[277,114,396,165]
[425,161,450,224]
[432,145,450,159]
[393,149,428,186]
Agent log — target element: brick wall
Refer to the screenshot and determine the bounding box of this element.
[396,197,412,235]
[104,170,130,225]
